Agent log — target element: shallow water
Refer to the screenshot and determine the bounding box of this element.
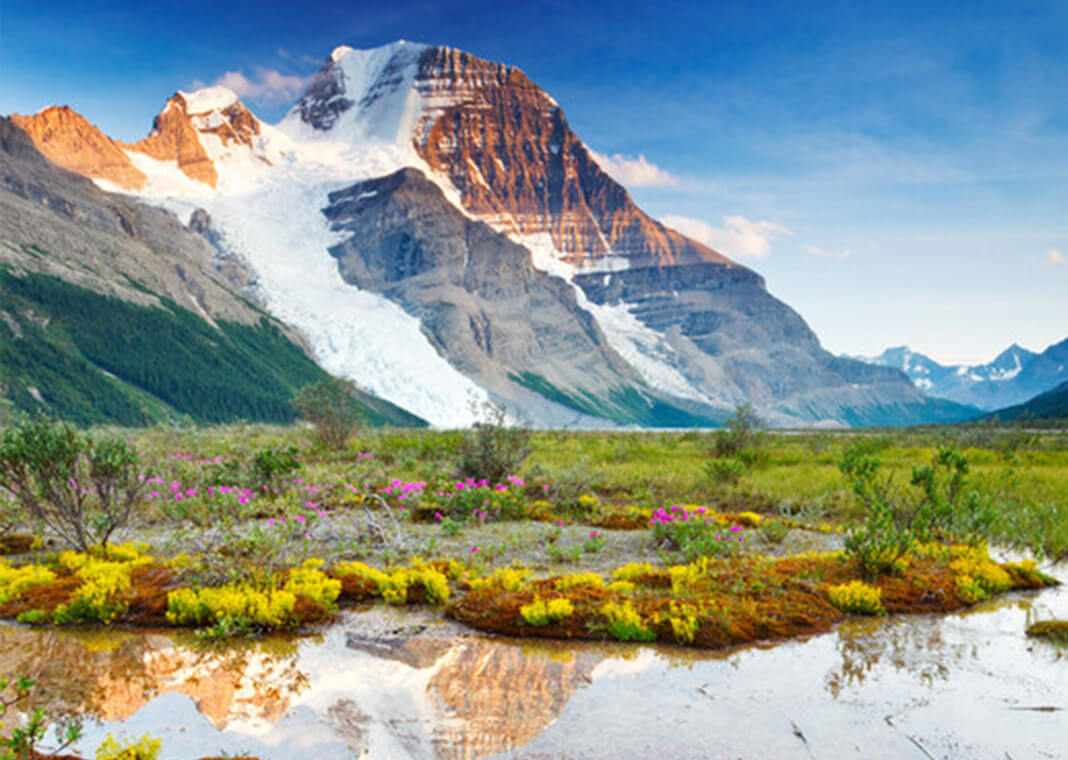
[0,574,1065,760]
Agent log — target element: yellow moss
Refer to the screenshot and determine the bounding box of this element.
[827,581,884,615]
[335,561,390,588]
[284,559,341,610]
[612,562,658,583]
[955,574,987,605]
[520,596,574,626]
[372,566,451,605]
[667,601,700,643]
[669,558,711,594]
[166,584,297,628]
[54,557,138,624]
[0,560,57,604]
[554,572,604,591]
[734,511,763,527]
[469,567,531,592]
[606,580,636,594]
[600,600,656,642]
[94,733,162,760]
[948,545,1012,598]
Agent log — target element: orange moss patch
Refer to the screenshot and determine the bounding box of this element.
[124,565,180,625]
[334,572,378,601]
[0,568,80,618]
[448,558,844,649]
[448,551,1059,650]
[0,534,37,554]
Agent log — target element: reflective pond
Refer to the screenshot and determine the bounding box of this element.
[0,569,1064,759]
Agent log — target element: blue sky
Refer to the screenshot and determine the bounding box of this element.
[2,0,1065,364]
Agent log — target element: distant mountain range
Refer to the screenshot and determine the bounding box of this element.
[861,340,1068,411]
[3,41,981,428]
[984,380,1068,422]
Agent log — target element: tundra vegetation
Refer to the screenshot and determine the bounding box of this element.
[0,408,1064,757]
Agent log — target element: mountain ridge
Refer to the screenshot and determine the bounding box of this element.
[862,340,1068,411]
[5,40,980,428]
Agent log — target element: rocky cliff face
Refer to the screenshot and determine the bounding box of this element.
[292,44,730,270]
[324,167,718,425]
[11,106,147,189]
[412,47,728,269]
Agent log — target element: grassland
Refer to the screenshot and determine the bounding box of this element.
[0,422,1064,651]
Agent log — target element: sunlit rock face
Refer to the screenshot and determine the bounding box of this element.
[410,47,730,270]
[11,106,147,190]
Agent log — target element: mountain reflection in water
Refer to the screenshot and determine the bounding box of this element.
[0,580,1063,760]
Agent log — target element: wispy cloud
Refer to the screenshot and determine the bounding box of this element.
[660,214,791,260]
[213,67,310,103]
[804,244,852,260]
[588,150,678,188]
[1047,249,1065,266]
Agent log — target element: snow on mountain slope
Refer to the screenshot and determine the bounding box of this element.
[115,80,492,426]
[14,40,979,428]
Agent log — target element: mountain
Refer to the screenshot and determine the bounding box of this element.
[864,340,1067,411]
[0,116,424,428]
[984,380,1068,423]
[7,41,979,428]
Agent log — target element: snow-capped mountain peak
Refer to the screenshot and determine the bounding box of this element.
[176,86,240,114]
[861,341,1066,410]
[282,41,431,142]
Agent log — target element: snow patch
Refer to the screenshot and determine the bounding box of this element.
[123,150,214,199]
[179,86,239,114]
[516,234,712,405]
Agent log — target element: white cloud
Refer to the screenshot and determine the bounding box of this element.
[588,150,678,188]
[1046,249,1065,266]
[214,68,310,103]
[660,214,792,259]
[804,244,852,260]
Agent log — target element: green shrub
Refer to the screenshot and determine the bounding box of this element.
[249,445,301,492]
[0,416,146,551]
[292,377,364,450]
[456,402,531,483]
[712,402,764,457]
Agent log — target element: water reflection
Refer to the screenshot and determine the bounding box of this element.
[0,626,308,729]
[0,577,1063,759]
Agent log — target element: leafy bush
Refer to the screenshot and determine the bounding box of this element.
[0,416,146,550]
[0,675,82,759]
[455,402,531,483]
[840,444,995,577]
[703,456,747,486]
[712,402,764,458]
[249,445,302,493]
[292,377,364,450]
[839,445,916,576]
